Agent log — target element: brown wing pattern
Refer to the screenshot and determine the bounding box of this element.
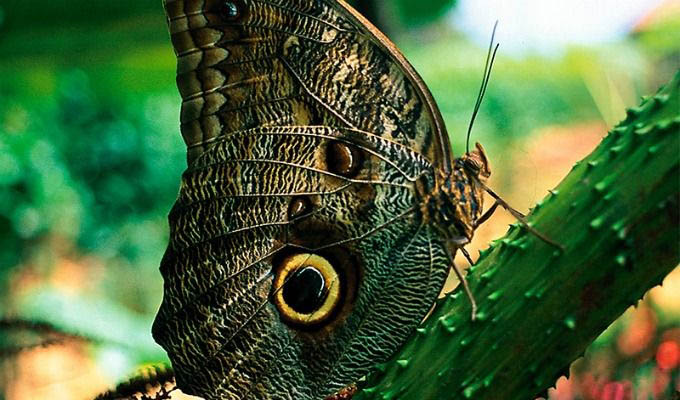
[154,1,454,399]
[165,0,451,168]
[152,126,450,399]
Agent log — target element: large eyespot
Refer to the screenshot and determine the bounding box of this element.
[272,253,342,327]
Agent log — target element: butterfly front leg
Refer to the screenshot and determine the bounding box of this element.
[478,182,563,249]
[474,199,502,228]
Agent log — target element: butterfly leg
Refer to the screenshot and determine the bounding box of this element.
[479,183,563,250]
[448,247,478,321]
[475,200,501,228]
[460,247,475,266]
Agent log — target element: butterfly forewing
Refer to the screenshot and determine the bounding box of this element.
[165,0,451,167]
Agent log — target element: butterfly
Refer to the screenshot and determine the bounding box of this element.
[151,1,520,399]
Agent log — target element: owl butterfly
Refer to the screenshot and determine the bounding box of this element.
[152,0,516,399]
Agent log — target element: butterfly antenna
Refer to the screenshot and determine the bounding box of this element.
[466,20,500,155]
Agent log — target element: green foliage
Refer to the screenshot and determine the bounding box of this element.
[0,1,166,62]
[0,69,184,305]
[348,0,458,27]
[392,0,458,26]
[0,0,160,33]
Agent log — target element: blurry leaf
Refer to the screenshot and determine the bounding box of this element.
[0,318,89,357]
[17,288,167,363]
[0,67,183,297]
[0,0,161,34]
[348,0,457,32]
[94,364,175,400]
[393,0,457,26]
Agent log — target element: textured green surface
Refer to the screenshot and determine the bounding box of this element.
[355,71,680,400]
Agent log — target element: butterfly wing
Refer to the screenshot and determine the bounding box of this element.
[153,1,452,399]
[165,0,451,169]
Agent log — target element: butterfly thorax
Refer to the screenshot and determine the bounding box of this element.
[419,143,491,246]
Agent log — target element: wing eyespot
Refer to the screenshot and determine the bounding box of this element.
[282,266,330,314]
[272,253,342,327]
[270,248,361,332]
[288,196,312,220]
[282,35,302,58]
[326,141,364,178]
[219,0,244,21]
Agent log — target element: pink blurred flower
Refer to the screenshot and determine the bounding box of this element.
[600,381,632,400]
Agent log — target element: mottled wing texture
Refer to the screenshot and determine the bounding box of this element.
[153,1,452,399]
[165,0,450,167]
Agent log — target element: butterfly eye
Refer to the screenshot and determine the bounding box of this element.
[440,208,453,224]
[464,158,481,174]
[326,141,364,178]
[220,1,242,21]
[272,253,343,328]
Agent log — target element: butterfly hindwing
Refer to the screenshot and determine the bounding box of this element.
[153,126,448,398]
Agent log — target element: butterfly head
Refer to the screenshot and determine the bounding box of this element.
[461,142,491,182]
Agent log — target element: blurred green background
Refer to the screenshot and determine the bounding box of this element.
[0,0,678,399]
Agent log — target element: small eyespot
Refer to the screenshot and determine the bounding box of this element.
[220,1,241,20]
[288,196,312,220]
[326,141,364,178]
[282,35,302,58]
[289,44,301,56]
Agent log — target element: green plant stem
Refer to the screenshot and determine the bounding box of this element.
[355,72,680,400]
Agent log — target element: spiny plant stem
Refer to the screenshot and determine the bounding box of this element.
[355,71,680,400]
